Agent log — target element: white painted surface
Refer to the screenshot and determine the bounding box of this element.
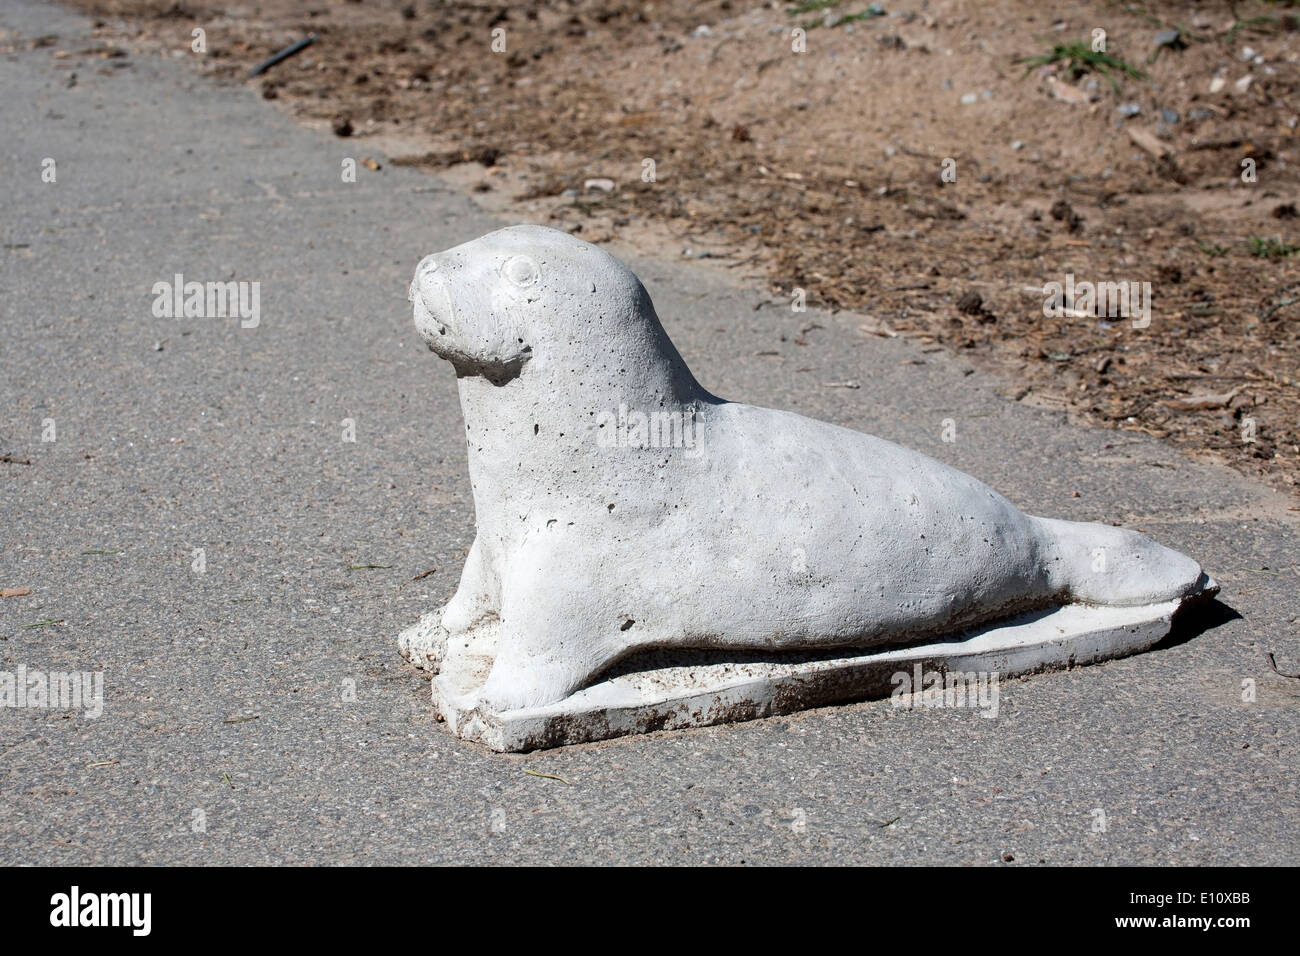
[400,225,1213,742]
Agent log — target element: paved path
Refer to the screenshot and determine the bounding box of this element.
[1,0,1296,864]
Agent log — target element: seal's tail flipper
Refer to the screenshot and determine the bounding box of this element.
[1033,516,1212,607]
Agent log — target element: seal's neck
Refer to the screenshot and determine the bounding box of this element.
[455,325,707,529]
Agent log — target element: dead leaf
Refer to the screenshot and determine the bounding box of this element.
[1127,126,1173,159]
[1,587,31,598]
[1161,387,1241,411]
[1047,77,1094,104]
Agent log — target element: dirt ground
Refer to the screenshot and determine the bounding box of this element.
[49,0,1300,497]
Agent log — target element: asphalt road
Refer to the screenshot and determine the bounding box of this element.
[1,0,1296,865]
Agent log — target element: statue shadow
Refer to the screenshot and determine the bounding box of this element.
[1152,596,1241,652]
[1154,595,1242,655]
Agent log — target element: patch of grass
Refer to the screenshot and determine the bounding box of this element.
[1226,16,1288,42]
[1196,239,1229,257]
[840,7,886,26]
[788,0,841,13]
[799,2,885,29]
[1248,236,1300,258]
[1018,42,1147,93]
[1123,5,1211,44]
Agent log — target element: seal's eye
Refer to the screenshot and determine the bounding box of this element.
[501,255,540,289]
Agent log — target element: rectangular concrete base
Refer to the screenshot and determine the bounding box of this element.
[432,588,1215,752]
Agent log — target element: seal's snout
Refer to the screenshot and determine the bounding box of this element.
[411,254,442,304]
[411,253,456,346]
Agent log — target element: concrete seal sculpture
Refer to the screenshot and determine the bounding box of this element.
[398,224,1217,751]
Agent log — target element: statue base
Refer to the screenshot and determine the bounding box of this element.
[400,580,1217,752]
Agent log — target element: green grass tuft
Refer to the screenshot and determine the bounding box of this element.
[1248,236,1300,258]
[1018,41,1147,93]
[797,2,885,29]
[788,0,841,14]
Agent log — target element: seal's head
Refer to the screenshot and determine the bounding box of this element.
[410,224,689,389]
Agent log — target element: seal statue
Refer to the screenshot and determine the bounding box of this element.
[399,224,1213,718]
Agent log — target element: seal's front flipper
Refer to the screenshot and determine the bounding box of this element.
[397,608,450,673]
[440,536,501,634]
